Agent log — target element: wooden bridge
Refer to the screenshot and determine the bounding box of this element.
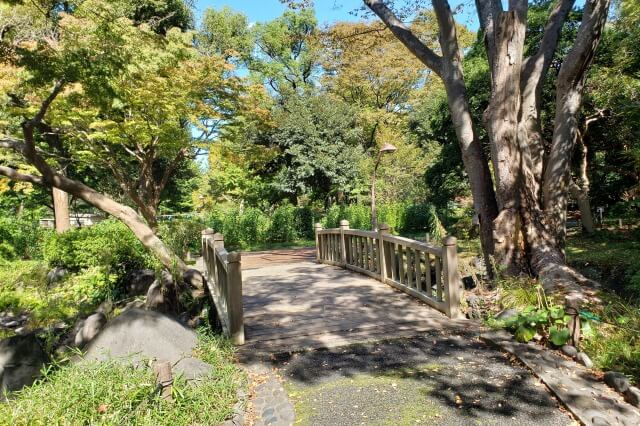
[200,221,471,357]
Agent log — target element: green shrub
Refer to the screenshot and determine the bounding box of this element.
[294,206,314,239]
[159,217,206,258]
[239,207,271,245]
[0,215,47,260]
[43,219,157,280]
[0,261,113,329]
[270,202,298,243]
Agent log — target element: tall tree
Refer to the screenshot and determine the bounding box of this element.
[0,0,232,271]
[364,0,611,292]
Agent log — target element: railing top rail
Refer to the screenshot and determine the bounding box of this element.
[343,229,377,238]
[381,234,443,256]
[317,228,340,235]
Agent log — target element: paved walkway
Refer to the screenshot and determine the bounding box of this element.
[238,258,475,360]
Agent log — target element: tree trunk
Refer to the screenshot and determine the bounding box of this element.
[569,181,595,233]
[484,7,527,273]
[52,186,71,233]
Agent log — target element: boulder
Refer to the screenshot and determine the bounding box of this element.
[126,269,156,296]
[561,344,578,358]
[76,313,107,347]
[496,308,519,321]
[83,308,211,380]
[0,334,49,398]
[145,280,171,313]
[183,269,206,299]
[576,352,593,368]
[604,371,630,393]
[46,267,67,286]
[624,386,640,407]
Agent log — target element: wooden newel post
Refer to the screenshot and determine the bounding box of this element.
[226,251,245,345]
[565,294,581,348]
[377,223,390,279]
[442,236,461,319]
[314,223,323,263]
[339,220,349,266]
[201,228,215,275]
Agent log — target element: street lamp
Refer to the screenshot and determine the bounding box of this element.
[371,143,397,231]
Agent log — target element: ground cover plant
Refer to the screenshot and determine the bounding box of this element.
[0,329,246,426]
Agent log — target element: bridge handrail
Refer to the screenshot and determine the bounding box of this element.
[314,220,462,319]
[201,229,245,345]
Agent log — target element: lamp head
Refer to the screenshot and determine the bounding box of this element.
[379,143,397,154]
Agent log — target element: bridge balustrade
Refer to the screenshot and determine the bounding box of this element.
[315,221,462,318]
[201,229,245,345]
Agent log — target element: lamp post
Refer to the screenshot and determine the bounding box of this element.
[371,143,397,231]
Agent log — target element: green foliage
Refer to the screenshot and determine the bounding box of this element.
[497,284,571,346]
[158,217,206,258]
[0,215,48,260]
[0,331,245,425]
[0,261,114,330]
[270,202,297,243]
[43,220,158,279]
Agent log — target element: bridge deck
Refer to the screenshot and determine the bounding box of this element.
[238,249,474,358]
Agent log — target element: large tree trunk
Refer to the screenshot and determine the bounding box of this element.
[52,187,71,233]
[484,5,527,273]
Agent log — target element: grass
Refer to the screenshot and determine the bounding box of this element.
[0,329,246,426]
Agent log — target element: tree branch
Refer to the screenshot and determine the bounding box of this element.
[29,80,65,126]
[363,0,443,76]
[521,0,576,90]
[0,166,44,186]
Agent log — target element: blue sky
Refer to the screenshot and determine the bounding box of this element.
[194,0,480,30]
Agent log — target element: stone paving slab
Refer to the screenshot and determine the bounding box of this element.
[482,330,640,426]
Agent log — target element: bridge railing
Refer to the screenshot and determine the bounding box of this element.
[201,229,245,345]
[314,220,462,319]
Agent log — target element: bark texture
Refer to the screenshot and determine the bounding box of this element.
[52,187,70,233]
[366,0,611,293]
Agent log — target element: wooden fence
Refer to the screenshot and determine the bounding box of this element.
[201,229,244,345]
[314,220,462,318]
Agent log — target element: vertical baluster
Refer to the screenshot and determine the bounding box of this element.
[398,244,405,285]
[406,247,414,287]
[390,242,398,281]
[414,249,422,290]
[425,252,433,296]
[436,256,443,301]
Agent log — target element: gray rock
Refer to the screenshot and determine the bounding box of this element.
[576,352,593,368]
[624,387,640,407]
[591,416,611,426]
[0,334,49,398]
[183,269,205,290]
[496,308,519,321]
[145,280,168,313]
[126,269,156,296]
[173,357,213,380]
[561,344,578,358]
[83,308,198,366]
[73,313,107,348]
[97,300,113,315]
[14,326,28,336]
[3,320,19,328]
[46,267,67,285]
[604,371,630,393]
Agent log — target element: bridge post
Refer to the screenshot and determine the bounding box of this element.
[226,251,245,345]
[201,228,215,277]
[442,236,462,319]
[314,223,323,263]
[378,223,390,280]
[339,220,349,266]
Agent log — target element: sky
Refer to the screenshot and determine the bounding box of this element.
[194,0,480,30]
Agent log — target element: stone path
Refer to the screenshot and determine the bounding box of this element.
[482,330,640,426]
[268,329,574,426]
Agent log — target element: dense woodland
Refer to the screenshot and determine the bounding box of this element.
[0,0,640,417]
